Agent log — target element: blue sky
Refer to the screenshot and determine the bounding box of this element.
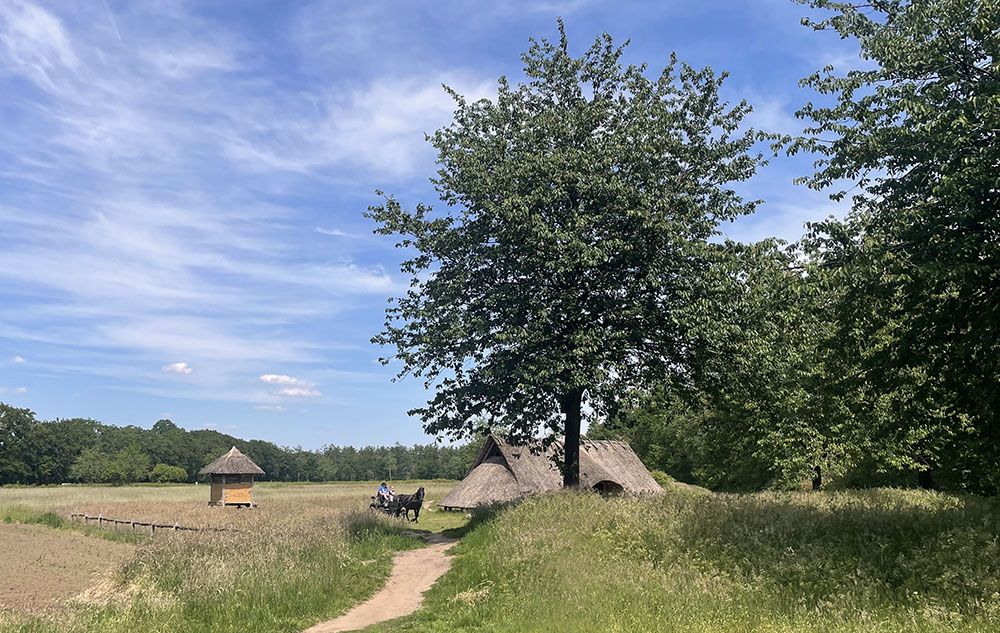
[0,0,858,449]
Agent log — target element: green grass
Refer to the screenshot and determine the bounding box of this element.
[6,482,997,632]
[371,488,1000,632]
[1,506,144,544]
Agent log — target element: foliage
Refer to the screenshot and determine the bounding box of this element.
[369,21,769,484]
[0,403,479,485]
[790,0,1000,493]
[372,489,1000,632]
[148,464,188,484]
[593,0,1000,495]
[69,448,115,484]
[592,241,850,491]
[647,469,674,488]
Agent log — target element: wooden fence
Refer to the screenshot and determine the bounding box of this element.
[69,513,238,535]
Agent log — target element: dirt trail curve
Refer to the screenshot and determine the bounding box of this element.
[302,532,457,633]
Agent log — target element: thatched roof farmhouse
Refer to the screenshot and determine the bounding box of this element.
[439,434,661,511]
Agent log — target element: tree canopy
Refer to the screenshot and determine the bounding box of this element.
[593,0,1000,494]
[0,404,478,485]
[369,22,769,485]
[794,0,1000,492]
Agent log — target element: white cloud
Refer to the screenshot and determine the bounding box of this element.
[260,373,322,397]
[278,386,322,398]
[162,362,194,375]
[11,355,25,364]
[14,386,27,393]
[259,373,307,386]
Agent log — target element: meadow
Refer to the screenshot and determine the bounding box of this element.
[0,481,463,633]
[3,482,1000,632]
[373,486,1000,633]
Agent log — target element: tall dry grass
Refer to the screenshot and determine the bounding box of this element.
[372,488,1000,632]
[0,481,459,633]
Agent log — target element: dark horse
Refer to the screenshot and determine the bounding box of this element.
[389,487,425,522]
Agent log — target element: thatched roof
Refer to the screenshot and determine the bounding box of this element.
[199,446,264,476]
[439,435,660,510]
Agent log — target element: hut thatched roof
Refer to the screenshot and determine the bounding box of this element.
[439,435,660,510]
[199,446,265,476]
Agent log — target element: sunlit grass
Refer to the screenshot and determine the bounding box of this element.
[0,480,463,633]
[373,488,1000,632]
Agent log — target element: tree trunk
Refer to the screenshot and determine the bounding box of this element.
[560,388,584,488]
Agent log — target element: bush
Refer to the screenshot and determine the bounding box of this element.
[149,463,188,483]
[649,469,674,487]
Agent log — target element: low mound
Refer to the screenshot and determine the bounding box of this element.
[375,488,1000,632]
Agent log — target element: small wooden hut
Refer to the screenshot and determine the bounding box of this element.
[439,434,661,511]
[199,446,264,507]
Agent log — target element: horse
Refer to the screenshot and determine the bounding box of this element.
[389,487,425,522]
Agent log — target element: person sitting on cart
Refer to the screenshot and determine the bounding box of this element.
[376,482,394,506]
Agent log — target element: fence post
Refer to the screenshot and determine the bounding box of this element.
[150,524,155,535]
[98,515,103,528]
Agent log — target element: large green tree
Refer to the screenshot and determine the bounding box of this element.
[369,23,768,486]
[795,0,1000,491]
[592,241,853,491]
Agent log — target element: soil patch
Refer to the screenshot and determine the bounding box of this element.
[0,523,134,612]
[303,533,457,632]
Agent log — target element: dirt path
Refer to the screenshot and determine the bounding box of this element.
[302,533,457,633]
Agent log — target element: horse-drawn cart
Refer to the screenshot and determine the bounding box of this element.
[369,487,425,522]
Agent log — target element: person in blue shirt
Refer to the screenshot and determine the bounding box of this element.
[376,482,394,506]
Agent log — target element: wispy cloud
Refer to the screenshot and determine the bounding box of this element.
[223,74,494,178]
[316,227,354,238]
[11,355,25,364]
[254,404,286,412]
[0,1,427,408]
[277,386,322,398]
[0,0,849,448]
[0,1,78,89]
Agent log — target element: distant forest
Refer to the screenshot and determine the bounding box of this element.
[0,403,480,485]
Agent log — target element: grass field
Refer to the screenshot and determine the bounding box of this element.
[371,487,1000,632]
[0,481,463,633]
[3,482,999,632]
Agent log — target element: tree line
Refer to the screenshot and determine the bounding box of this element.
[588,0,1000,494]
[369,1,999,493]
[0,403,480,485]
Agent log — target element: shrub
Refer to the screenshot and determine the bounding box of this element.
[648,469,674,487]
[149,464,188,483]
